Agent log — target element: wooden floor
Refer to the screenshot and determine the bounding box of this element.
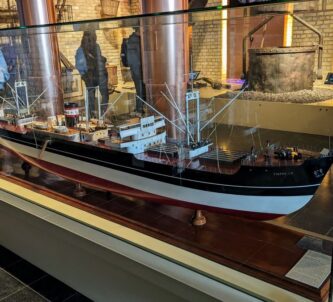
[0,153,332,302]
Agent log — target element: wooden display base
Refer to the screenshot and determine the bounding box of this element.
[0,152,331,301]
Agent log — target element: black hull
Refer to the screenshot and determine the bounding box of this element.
[0,128,332,198]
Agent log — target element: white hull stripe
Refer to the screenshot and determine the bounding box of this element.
[0,138,313,215]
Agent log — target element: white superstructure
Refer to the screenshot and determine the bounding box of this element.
[105,116,166,154]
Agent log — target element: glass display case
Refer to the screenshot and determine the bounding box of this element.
[0,1,332,301]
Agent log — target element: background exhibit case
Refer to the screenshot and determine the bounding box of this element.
[0,0,333,301]
[0,0,331,218]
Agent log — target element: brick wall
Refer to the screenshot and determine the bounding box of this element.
[130,0,141,15]
[192,0,223,81]
[0,0,16,29]
[292,5,333,80]
[206,1,223,7]
[192,18,222,80]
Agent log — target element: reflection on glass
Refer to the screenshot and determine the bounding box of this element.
[0,1,331,220]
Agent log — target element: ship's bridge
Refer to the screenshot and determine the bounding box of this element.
[118,116,165,140]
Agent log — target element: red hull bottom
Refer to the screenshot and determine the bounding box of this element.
[1,146,282,220]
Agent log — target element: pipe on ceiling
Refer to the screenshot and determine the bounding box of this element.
[16,0,63,117]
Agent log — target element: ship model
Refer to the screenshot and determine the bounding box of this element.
[0,80,332,220]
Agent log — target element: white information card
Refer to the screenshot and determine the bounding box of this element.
[286,250,331,288]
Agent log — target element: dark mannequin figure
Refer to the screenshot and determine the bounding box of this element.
[121,28,145,114]
[75,31,109,118]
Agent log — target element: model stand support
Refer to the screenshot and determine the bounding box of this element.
[192,210,206,226]
[73,183,87,198]
[21,161,31,178]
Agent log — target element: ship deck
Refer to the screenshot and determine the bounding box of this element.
[0,148,331,301]
[0,124,310,177]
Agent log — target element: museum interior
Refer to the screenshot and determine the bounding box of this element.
[0,0,333,301]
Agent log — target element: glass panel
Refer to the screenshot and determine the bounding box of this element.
[0,1,332,300]
[1,1,332,218]
[0,2,330,223]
